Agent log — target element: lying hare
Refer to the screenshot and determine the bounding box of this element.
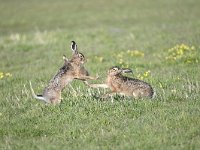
[89,66,154,99]
[30,41,97,104]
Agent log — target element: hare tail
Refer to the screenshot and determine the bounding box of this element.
[29,81,49,103]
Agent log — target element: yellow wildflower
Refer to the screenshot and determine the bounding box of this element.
[127,50,144,57]
[137,74,143,80]
[5,72,12,77]
[0,73,4,79]
[143,70,151,77]
[166,44,197,64]
[0,72,12,79]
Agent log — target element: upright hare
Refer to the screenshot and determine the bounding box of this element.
[30,41,97,104]
[89,66,154,99]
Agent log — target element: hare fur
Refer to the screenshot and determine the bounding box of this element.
[30,41,97,104]
[89,66,154,99]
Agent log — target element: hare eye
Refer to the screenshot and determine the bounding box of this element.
[113,68,118,71]
[79,54,84,58]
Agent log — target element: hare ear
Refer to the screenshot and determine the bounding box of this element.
[63,55,68,63]
[71,41,77,53]
[122,68,133,74]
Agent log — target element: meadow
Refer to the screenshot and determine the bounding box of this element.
[0,0,200,149]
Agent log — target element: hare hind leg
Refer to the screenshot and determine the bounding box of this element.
[50,98,61,104]
[88,83,109,89]
[101,91,117,99]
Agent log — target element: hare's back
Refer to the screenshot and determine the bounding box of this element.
[124,77,152,89]
[128,78,154,97]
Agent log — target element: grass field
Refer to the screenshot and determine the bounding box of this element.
[0,0,200,149]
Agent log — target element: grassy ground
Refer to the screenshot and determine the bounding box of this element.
[0,0,200,149]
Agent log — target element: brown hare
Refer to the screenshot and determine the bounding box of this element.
[89,66,154,99]
[30,41,97,104]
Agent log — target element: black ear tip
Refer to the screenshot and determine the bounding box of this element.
[71,41,77,51]
[122,68,133,73]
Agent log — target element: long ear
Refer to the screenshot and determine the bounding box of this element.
[71,41,78,53]
[63,55,68,64]
[122,68,133,74]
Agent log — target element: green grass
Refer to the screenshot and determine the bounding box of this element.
[0,0,200,149]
